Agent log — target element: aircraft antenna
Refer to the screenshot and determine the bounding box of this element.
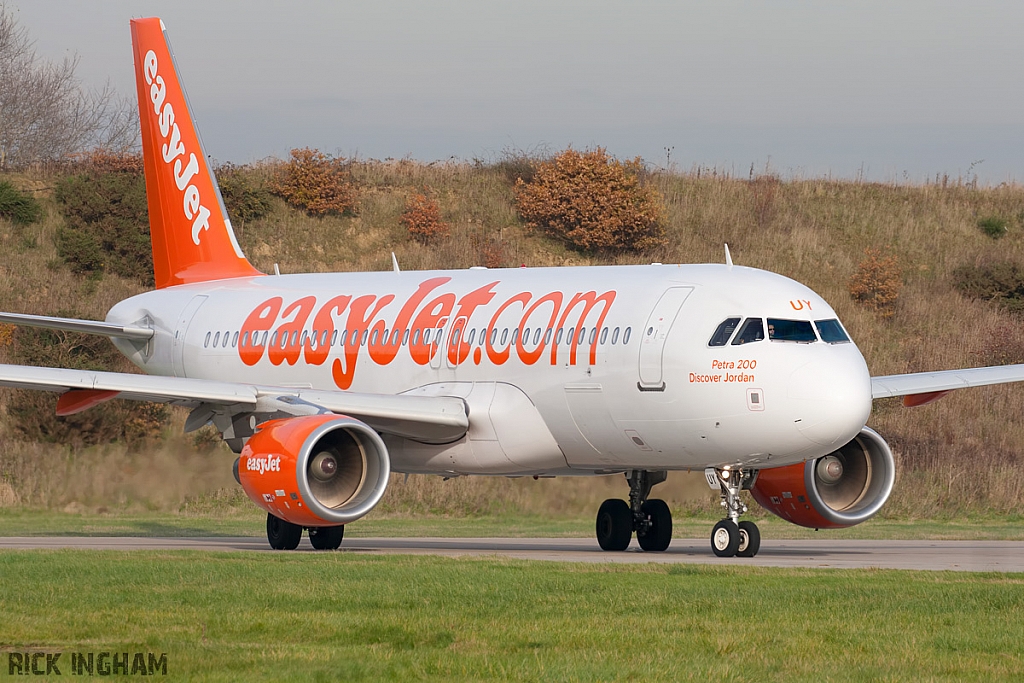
[392,252,401,273]
[724,244,733,268]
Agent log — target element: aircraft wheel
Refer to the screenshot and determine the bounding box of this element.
[309,525,345,550]
[711,519,740,557]
[637,499,672,552]
[267,512,302,550]
[736,521,761,558]
[596,499,632,551]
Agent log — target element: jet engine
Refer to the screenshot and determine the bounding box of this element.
[236,414,390,527]
[750,427,895,529]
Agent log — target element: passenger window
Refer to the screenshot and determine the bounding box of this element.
[204,331,211,348]
[708,317,741,347]
[578,327,586,345]
[391,329,400,345]
[815,319,850,344]
[556,328,564,344]
[731,318,764,345]
[331,330,338,346]
[490,328,498,346]
[612,327,620,345]
[623,327,632,344]
[213,331,220,347]
[222,332,230,348]
[600,327,608,345]
[567,327,575,345]
[500,329,508,345]
[544,328,552,344]
[767,319,816,343]
[533,328,542,345]
[360,330,368,346]
[403,329,410,345]
[241,331,249,348]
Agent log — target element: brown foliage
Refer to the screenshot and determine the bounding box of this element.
[70,149,144,175]
[848,247,902,317]
[400,189,449,243]
[273,147,357,216]
[749,174,780,227]
[514,147,665,252]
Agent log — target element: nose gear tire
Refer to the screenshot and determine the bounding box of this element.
[736,520,760,557]
[711,519,740,557]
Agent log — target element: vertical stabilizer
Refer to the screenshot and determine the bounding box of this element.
[130,18,262,289]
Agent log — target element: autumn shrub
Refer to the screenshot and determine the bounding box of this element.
[848,247,902,317]
[273,147,357,216]
[480,240,506,268]
[401,189,449,243]
[514,147,665,252]
[978,215,1008,239]
[953,261,1024,314]
[54,163,152,284]
[71,149,144,175]
[215,162,272,225]
[0,181,42,225]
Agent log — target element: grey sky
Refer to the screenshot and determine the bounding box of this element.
[9,1,1023,182]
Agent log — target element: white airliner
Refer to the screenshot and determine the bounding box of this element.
[2,17,1022,556]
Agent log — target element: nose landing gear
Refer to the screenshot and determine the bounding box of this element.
[595,470,672,551]
[709,468,760,557]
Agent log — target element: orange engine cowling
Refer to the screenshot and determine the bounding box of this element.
[750,427,895,529]
[236,414,390,527]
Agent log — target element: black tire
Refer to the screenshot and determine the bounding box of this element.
[637,499,672,552]
[736,520,761,558]
[711,519,740,557]
[596,499,633,551]
[309,525,345,550]
[266,512,302,550]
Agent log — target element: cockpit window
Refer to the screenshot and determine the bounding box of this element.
[815,319,850,343]
[767,319,817,342]
[731,318,764,345]
[708,317,741,346]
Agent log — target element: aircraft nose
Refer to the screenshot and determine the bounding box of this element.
[788,354,872,447]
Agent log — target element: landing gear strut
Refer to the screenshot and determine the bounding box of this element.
[595,470,672,552]
[709,468,760,558]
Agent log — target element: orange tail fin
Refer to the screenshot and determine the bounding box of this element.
[130,18,262,289]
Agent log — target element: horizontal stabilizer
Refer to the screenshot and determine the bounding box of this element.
[0,312,154,340]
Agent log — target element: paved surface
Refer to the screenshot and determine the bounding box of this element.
[1,536,1023,572]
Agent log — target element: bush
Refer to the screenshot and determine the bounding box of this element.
[0,181,42,225]
[54,167,152,284]
[215,162,272,225]
[514,147,665,252]
[953,261,1024,314]
[978,216,1008,239]
[400,189,449,243]
[848,247,902,317]
[272,148,357,216]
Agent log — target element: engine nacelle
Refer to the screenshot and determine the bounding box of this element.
[237,414,390,527]
[750,427,895,529]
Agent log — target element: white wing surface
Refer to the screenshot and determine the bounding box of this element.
[0,364,468,442]
[871,364,1024,400]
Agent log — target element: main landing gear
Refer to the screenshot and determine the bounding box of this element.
[596,470,672,552]
[266,513,344,551]
[709,468,760,558]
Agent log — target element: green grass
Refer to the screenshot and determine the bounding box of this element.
[0,551,1021,681]
[3,507,1024,540]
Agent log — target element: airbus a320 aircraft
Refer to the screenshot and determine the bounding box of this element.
[2,17,1022,556]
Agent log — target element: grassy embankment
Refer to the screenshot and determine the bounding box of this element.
[1,551,1022,681]
[2,161,1024,533]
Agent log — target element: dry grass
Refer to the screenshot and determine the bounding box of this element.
[3,161,1024,517]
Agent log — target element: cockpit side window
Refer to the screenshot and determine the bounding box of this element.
[731,318,764,345]
[708,317,741,346]
[767,318,817,342]
[815,319,850,343]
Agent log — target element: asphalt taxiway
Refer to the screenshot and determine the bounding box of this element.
[1,536,1022,572]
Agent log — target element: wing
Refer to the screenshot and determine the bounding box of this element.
[872,364,1024,406]
[0,364,469,443]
